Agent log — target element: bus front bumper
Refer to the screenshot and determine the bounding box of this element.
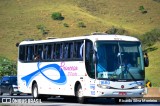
[85,88,146,98]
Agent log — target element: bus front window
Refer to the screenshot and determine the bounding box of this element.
[96,41,144,81]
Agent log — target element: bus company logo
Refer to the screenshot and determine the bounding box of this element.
[2,98,42,104]
[100,80,110,85]
[2,98,11,103]
[91,91,95,95]
[21,62,67,87]
[60,62,78,76]
[121,85,124,89]
[90,84,95,90]
[60,62,78,71]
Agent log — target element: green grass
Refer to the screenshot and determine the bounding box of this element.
[0,0,160,86]
[75,0,160,34]
[145,42,160,87]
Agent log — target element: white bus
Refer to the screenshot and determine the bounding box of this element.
[17,33,149,103]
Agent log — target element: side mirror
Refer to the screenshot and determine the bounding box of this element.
[16,42,19,47]
[93,51,98,64]
[144,52,149,67]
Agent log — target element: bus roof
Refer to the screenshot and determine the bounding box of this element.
[19,34,140,45]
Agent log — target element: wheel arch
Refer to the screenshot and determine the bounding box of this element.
[31,80,37,92]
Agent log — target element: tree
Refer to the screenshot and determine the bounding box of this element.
[0,57,17,77]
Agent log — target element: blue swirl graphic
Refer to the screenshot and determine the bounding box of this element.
[21,63,67,87]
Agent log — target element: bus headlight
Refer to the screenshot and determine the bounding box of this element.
[135,86,144,89]
[97,84,110,89]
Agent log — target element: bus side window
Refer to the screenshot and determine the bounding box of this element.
[43,45,48,60]
[19,46,25,61]
[33,45,43,61]
[27,46,34,61]
[34,45,38,61]
[68,42,74,59]
[60,43,63,59]
[51,44,55,60]
[63,43,69,59]
[44,44,52,60]
[38,45,43,60]
[55,44,60,59]
[74,41,83,59]
[80,42,84,58]
[77,42,83,58]
[73,42,77,58]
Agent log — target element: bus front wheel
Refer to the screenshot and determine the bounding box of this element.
[32,83,48,101]
[32,83,39,99]
[76,84,87,104]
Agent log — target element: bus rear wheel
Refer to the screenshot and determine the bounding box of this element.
[76,84,87,104]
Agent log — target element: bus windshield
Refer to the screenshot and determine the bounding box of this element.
[96,41,144,81]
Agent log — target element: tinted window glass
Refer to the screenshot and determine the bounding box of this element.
[2,77,10,83]
[11,77,17,84]
[19,40,84,62]
[19,46,25,61]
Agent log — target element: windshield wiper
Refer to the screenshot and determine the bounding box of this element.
[127,68,136,80]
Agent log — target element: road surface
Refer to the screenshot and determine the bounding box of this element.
[0,94,159,106]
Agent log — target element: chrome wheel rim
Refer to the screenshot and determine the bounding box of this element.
[33,87,38,98]
[78,88,83,97]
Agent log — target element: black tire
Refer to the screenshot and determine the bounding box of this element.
[76,84,87,104]
[32,83,48,101]
[0,90,3,95]
[9,87,13,96]
[32,83,39,99]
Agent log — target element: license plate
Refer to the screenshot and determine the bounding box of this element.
[119,92,126,95]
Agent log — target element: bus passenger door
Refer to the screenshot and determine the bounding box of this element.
[85,40,95,79]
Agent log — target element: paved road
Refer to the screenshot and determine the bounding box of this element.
[0,94,160,106]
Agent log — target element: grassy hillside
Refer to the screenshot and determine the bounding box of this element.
[145,42,160,87]
[75,0,160,33]
[0,0,160,86]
